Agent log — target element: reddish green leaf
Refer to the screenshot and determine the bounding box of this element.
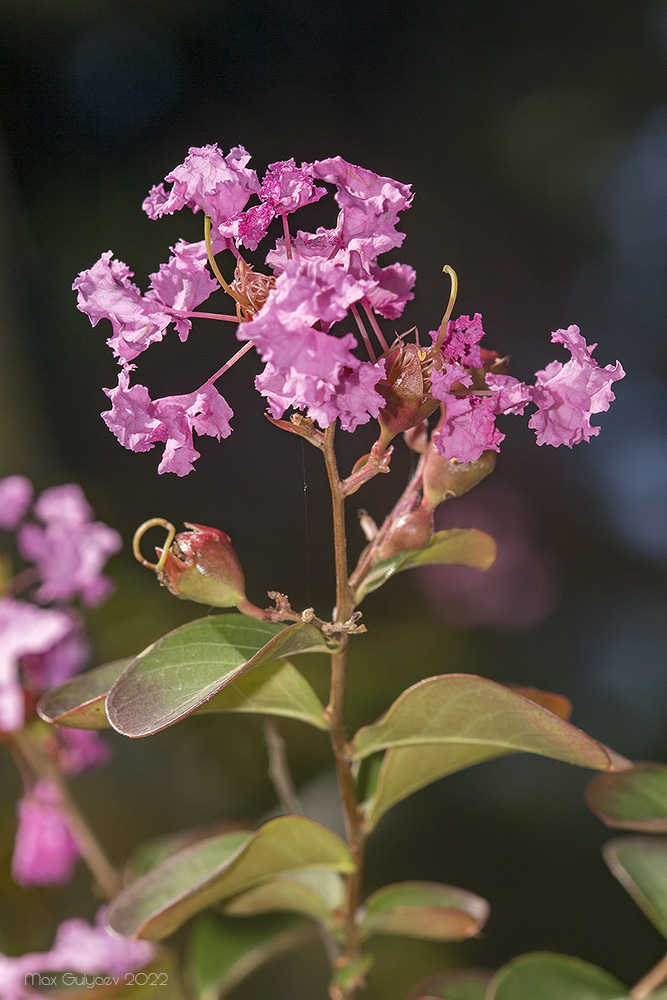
[355,529,497,603]
[603,836,667,938]
[354,676,627,829]
[408,968,494,1000]
[37,659,130,729]
[106,816,353,940]
[221,869,345,925]
[39,655,326,733]
[186,911,314,1000]
[488,953,627,999]
[587,763,667,832]
[106,615,330,738]
[359,881,489,942]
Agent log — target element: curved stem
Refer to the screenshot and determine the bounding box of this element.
[322,425,367,999]
[261,717,301,816]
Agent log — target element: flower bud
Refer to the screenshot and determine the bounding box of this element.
[377,344,439,441]
[376,506,434,561]
[157,523,248,608]
[422,445,496,510]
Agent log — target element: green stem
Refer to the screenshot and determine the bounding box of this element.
[322,425,368,1000]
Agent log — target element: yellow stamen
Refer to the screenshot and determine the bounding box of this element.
[204,217,252,309]
[133,518,176,572]
[432,265,459,353]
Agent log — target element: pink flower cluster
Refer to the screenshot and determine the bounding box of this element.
[0,476,119,887]
[73,145,624,474]
[0,908,154,1000]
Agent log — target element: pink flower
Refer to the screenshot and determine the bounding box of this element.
[528,325,625,447]
[219,159,326,250]
[102,369,233,476]
[433,313,485,369]
[142,143,260,229]
[0,598,72,732]
[58,729,111,776]
[0,476,33,531]
[73,242,219,362]
[18,485,122,606]
[311,156,413,260]
[11,780,79,887]
[0,908,154,999]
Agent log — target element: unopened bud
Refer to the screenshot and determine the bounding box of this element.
[422,445,497,510]
[378,344,439,441]
[156,523,248,608]
[376,507,434,561]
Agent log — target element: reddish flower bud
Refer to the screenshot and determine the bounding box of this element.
[376,506,434,561]
[157,523,248,609]
[422,444,497,510]
[377,344,439,441]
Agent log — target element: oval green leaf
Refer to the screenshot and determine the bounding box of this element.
[353,674,627,766]
[106,615,330,737]
[603,836,667,938]
[221,869,345,925]
[39,655,326,733]
[359,881,489,942]
[488,952,627,999]
[355,677,627,829]
[37,659,130,729]
[186,911,314,1000]
[355,529,497,603]
[106,816,354,940]
[587,763,667,832]
[408,968,494,1000]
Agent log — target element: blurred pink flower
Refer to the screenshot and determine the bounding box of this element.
[0,476,33,531]
[419,480,561,631]
[11,780,79,887]
[18,484,121,606]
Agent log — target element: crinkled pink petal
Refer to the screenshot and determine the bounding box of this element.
[433,393,505,464]
[142,144,260,229]
[0,476,33,531]
[20,615,88,696]
[103,371,233,476]
[18,489,121,607]
[0,599,72,731]
[12,780,79,887]
[147,239,219,340]
[311,156,413,261]
[430,313,485,369]
[528,325,625,447]
[486,373,533,415]
[73,252,172,363]
[365,262,416,320]
[311,359,388,432]
[219,200,275,250]
[260,159,326,213]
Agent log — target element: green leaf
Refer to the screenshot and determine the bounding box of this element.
[124,823,251,883]
[106,615,330,737]
[354,676,627,829]
[186,911,314,1000]
[221,868,345,925]
[359,881,489,942]
[333,953,374,992]
[355,529,497,603]
[106,816,354,940]
[603,836,667,938]
[408,968,494,1000]
[37,659,130,729]
[587,763,667,832]
[197,658,326,729]
[488,953,627,1000]
[39,656,326,733]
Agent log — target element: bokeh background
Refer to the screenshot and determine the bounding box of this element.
[1,1,667,996]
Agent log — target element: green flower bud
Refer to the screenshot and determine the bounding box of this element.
[157,523,248,608]
[422,445,497,511]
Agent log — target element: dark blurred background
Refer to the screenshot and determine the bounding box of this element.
[1,1,667,996]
